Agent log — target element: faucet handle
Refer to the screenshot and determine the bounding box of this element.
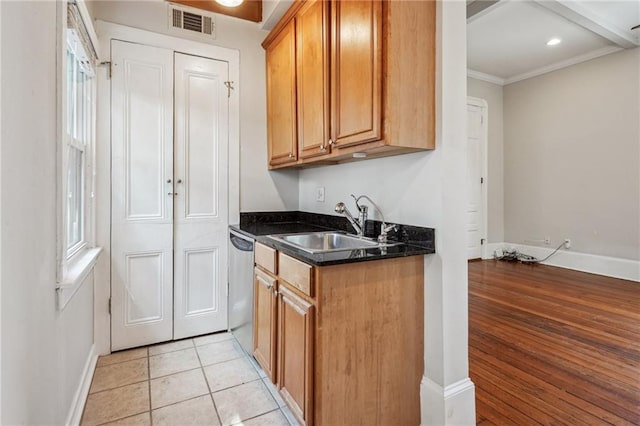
[382,223,397,233]
[378,222,397,244]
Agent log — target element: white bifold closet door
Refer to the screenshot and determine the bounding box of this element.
[173,53,229,339]
[111,40,229,351]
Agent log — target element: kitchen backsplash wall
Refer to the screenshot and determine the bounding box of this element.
[298,150,442,229]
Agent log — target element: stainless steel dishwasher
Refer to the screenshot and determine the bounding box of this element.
[228,229,255,355]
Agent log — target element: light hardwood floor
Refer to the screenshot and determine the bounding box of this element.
[469,260,640,425]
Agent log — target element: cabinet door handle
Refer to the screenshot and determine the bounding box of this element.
[328,139,334,146]
[167,179,172,183]
[288,153,295,159]
[320,142,326,152]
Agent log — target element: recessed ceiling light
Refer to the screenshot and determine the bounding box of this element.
[216,0,243,7]
[546,38,562,46]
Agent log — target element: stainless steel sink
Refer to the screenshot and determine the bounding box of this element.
[268,231,395,254]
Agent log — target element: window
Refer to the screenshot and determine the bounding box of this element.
[60,1,97,272]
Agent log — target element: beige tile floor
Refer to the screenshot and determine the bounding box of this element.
[82,332,299,426]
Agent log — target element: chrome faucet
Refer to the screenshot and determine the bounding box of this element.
[334,199,366,236]
[335,194,397,243]
[353,195,397,243]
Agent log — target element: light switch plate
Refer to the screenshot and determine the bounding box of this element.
[316,187,325,202]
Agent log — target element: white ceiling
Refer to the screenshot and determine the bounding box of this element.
[467,0,640,85]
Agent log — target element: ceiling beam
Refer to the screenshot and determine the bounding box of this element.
[467,0,503,23]
[533,0,638,49]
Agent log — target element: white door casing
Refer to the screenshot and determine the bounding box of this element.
[173,53,229,339]
[111,40,174,350]
[466,98,488,259]
[95,22,240,356]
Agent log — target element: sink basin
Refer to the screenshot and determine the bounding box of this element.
[268,232,394,254]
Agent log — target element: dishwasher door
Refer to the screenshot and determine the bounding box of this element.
[228,229,255,355]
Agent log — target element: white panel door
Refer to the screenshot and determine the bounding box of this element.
[173,53,229,339]
[466,103,486,259]
[111,40,174,350]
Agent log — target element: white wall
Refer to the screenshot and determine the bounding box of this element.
[1,2,95,423]
[467,77,504,243]
[503,48,640,261]
[89,0,299,212]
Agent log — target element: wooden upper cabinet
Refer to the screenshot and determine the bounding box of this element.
[296,0,331,160]
[330,0,382,149]
[266,20,298,167]
[263,0,436,169]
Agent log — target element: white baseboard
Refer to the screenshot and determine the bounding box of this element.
[66,344,98,426]
[485,242,640,282]
[420,376,476,426]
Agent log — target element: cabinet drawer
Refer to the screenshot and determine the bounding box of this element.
[279,252,314,297]
[255,243,277,274]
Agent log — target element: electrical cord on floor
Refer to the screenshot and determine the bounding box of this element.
[494,241,565,264]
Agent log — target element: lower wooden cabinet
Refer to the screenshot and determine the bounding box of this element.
[278,285,314,426]
[253,268,277,382]
[253,253,424,426]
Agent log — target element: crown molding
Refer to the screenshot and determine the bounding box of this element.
[504,46,624,85]
[467,69,505,86]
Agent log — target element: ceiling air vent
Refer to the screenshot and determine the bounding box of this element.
[168,3,216,38]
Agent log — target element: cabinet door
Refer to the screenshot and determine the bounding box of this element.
[266,20,298,167]
[278,285,314,426]
[253,268,278,382]
[331,0,382,148]
[296,0,330,159]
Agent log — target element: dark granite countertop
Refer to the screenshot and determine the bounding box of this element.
[230,211,435,267]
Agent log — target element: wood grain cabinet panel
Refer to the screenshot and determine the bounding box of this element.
[253,267,278,382]
[253,248,423,424]
[263,0,436,169]
[278,285,314,426]
[313,257,424,425]
[278,252,314,297]
[330,0,382,148]
[255,242,277,274]
[296,0,331,160]
[265,20,298,167]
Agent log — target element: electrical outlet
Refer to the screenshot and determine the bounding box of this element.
[316,187,325,202]
[544,236,551,245]
[564,238,571,249]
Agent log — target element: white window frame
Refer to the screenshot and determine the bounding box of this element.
[65,31,93,259]
[56,0,102,310]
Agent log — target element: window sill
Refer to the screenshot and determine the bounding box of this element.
[56,247,103,311]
